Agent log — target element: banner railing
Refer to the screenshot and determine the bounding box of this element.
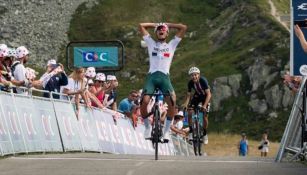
[0,88,194,157]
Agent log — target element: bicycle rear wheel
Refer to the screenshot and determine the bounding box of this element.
[193,120,202,156]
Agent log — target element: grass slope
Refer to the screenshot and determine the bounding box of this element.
[205,133,279,157]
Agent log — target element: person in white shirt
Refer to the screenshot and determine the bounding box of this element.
[11,46,31,94]
[139,22,187,141]
[60,67,88,119]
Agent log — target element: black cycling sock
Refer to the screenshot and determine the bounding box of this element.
[203,128,207,136]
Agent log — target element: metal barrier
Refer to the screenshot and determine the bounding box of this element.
[0,87,193,156]
[276,77,307,162]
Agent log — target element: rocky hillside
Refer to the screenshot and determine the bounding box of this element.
[0,0,292,141]
[0,0,98,68]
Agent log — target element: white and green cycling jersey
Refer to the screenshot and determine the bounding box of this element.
[143,34,181,75]
[142,34,182,94]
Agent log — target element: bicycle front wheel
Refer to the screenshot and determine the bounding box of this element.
[153,108,160,160]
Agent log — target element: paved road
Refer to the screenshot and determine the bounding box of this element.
[0,153,306,175]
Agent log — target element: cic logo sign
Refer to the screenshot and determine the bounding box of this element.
[82,52,108,62]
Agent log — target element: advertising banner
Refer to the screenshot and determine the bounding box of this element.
[32,97,63,152]
[291,0,307,75]
[13,95,45,152]
[77,106,100,152]
[92,109,115,153]
[53,100,82,151]
[0,93,26,153]
[0,96,14,155]
[104,111,126,154]
[0,92,191,157]
[133,124,154,155]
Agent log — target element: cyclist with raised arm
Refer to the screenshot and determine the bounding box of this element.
[139,22,187,142]
[182,67,211,144]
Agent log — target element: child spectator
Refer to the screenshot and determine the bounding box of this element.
[259,132,270,157]
[171,111,187,139]
[238,133,248,156]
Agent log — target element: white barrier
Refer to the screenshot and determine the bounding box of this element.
[0,89,193,156]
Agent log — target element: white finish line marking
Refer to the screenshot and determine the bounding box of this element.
[10,157,273,164]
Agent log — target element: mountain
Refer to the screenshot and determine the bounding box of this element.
[66,0,292,141]
[0,0,290,141]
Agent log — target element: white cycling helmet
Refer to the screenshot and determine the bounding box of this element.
[107,75,117,81]
[16,46,29,59]
[95,73,106,81]
[188,67,200,75]
[7,48,16,58]
[25,67,37,80]
[154,23,169,33]
[0,44,8,57]
[85,67,96,78]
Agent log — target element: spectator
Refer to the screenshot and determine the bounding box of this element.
[60,67,88,119]
[259,132,270,157]
[89,73,106,107]
[1,48,15,82]
[11,46,31,94]
[82,67,105,109]
[0,44,12,89]
[282,71,302,92]
[104,75,118,111]
[171,111,187,139]
[238,133,248,156]
[118,90,139,122]
[40,59,68,99]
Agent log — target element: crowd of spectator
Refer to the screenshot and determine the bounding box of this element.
[0,43,187,134]
[0,44,119,120]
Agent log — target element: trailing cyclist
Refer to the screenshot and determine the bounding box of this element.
[182,67,211,144]
[139,22,187,142]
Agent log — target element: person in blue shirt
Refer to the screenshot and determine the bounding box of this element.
[238,132,249,156]
[118,90,139,120]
